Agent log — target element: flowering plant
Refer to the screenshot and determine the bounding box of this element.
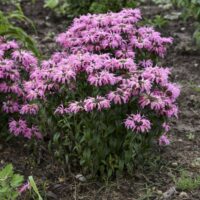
[1,8,180,177]
[26,9,179,177]
[0,37,41,139]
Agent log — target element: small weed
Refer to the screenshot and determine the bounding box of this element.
[138,184,154,200]
[175,171,200,191]
[0,164,24,200]
[143,15,168,28]
[186,132,195,140]
[193,25,200,46]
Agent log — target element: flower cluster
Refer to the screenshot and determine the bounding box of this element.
[27,9,179,140]
[124,114,151,133]
[1,9,179,147]
[0,37,41,139]
[9,119,42,139]
[56,9,172,57]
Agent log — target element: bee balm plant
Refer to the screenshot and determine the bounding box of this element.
[0,37,41,139]
[1,9,180,177]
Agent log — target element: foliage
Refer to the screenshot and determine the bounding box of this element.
[0,164,24,200]
[0,163,43,200]
[152,0,171,4]
[89,0,137,13]
[44,0,137,17]
[143,15,168,28]
[172,0,200,20]
[28,176,43,200]
[171,0,200,46]
[175,171,200,191]
[153,0,200,46]
[193,25,200,46]
[0,4,40,57]
[0,0,21,4]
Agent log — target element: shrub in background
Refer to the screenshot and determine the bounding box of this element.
[172,0,200,20]
[89,0,137,13]
[27,9,180,177]
[44,0,137,17]
[172,0,200,46]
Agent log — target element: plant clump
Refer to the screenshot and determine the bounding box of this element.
[0,37,41,139]
[1,9,180,177]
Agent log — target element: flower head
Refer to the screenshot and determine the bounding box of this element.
[124,114,151,133]
[19,182,30,194]
[159,135,170,146]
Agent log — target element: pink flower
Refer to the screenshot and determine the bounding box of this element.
[9,120,21,136]
[159,135,170,146]
[19,182,30,194]
[2,101,19,113]
[66,101,83,113]
[0,50,4,59]
[20,104,39,115]
[107,89,130,104]
[6,40,19,50]
[124,114,151,133]
[57,8,171,57]
[139,59,153,68]
[142,67,170,86]
[150,95,165,111]
[12,50,38,71]
[83,97,96,112]
[9,119,27,136]
[23,127,32,139]
[87,71,120,86]
[164,83,180,101]
[55,104,66,114]
[96,96,111,110]
[163,104,178,118]
[8,119,40,139]
[162,122,170,132]
[31,126,43,139]
[139,95,151,108]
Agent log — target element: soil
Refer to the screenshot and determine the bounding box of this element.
[0,0,200,199]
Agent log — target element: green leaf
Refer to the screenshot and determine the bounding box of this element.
[0,164,13,181]
[0,26,40,57]
[107,168,113,178]
[11,174,24,187]
[28,176,43,200]
[44,0,59,9]
[0,6,40,57]
[0,187,9,194]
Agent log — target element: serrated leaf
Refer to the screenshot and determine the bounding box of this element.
[0,187,9,193]
[0,164,13,180]
[11,174,24,187]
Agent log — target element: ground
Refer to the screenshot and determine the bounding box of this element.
[0,0,200,199]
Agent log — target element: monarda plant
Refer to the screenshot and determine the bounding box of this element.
[7,9,179,177]
[0,37,41,139]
